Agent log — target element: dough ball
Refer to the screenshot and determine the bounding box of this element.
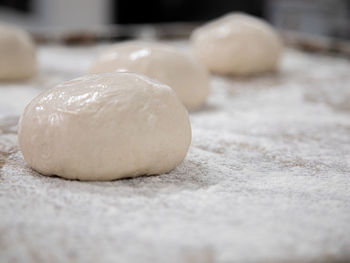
[89,41,210,110]
[0,24,36,80]
[18,72,192,181]
[191,13,282,75]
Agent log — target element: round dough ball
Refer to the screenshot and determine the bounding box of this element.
[18,72,192,181]
[0,24,36,80]
[191,13,282,75]
[89,41,210,110]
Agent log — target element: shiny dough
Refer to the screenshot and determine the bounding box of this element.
[89,41,210,110]
[0,24,36,80]
[191,13,282,75]
[18,72,192,181]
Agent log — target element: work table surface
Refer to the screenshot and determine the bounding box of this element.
[1,42,350,263]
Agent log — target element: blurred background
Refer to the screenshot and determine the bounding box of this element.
[0,0,350,40]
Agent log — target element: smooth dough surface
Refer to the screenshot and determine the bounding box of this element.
[191,13,282,75]
[18,72,192,181]
[0,24,36,80]
[89,41,210,110]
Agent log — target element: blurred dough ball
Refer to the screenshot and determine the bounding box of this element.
[89,41,210,110]
[0,24,36,80]
[18,72,191,181]
[191,13,282,75]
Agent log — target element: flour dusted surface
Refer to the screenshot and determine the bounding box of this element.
[0,43,350,263]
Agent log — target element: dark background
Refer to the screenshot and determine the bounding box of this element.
[0,0,349,39]
[0,0,265,21]
[0,0,32,12]
[115,0,264,24]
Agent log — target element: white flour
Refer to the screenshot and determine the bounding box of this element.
[0,44,350,263]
